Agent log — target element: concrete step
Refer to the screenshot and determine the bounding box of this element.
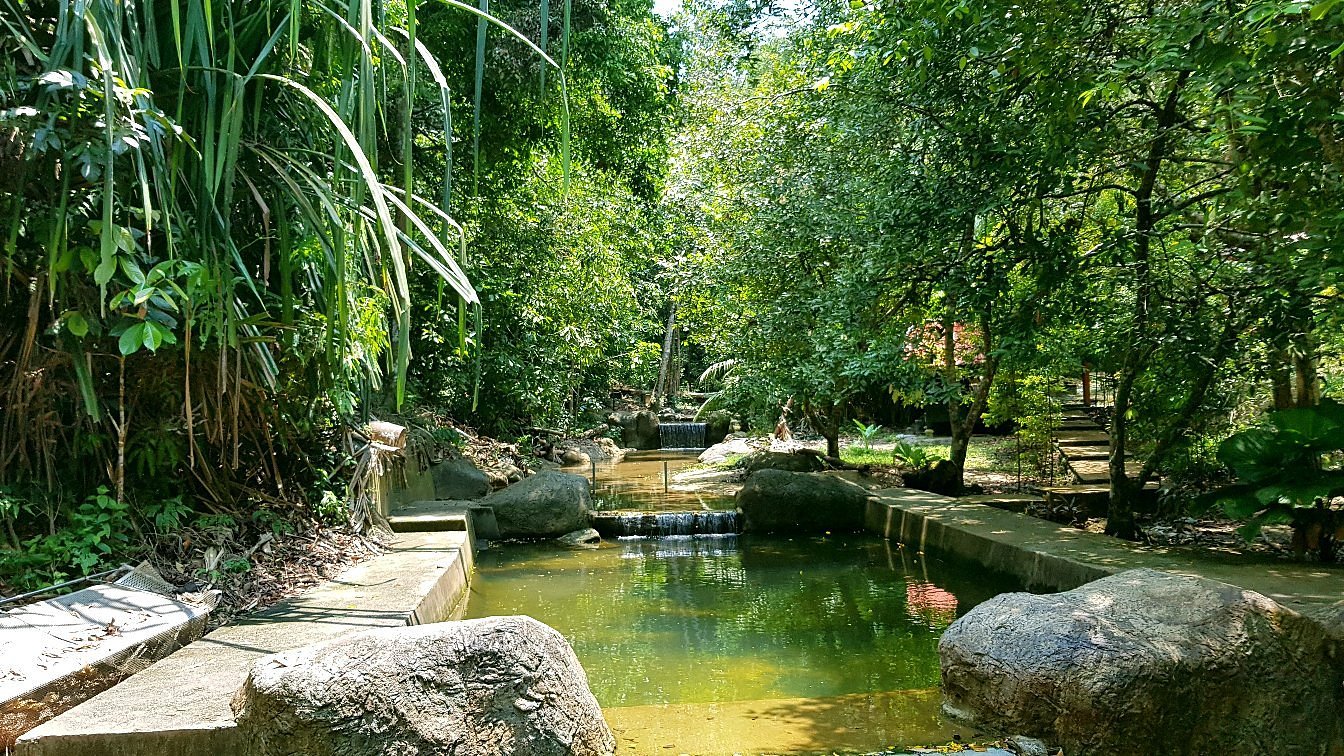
[1053,411,1096,425]
[1054,430,1111,446]
[1067,459,1143,484]
[1,570,215,748]
[957,494,1044,514]
[1056,419,1103,430]
[389,500,499,540]
[1040,482,1158,517]
[16,531,473,756]
[1061,447,1129,461]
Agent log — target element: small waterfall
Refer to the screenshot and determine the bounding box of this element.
[659,422,707,449]
[589,510,740,538]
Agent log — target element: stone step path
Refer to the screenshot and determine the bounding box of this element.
[1067,459,1143,484]
[1046,405,1151,492]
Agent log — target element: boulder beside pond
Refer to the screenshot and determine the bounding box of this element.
[486,470,592,537]
[233,616,615,756]
[606,410,659,451]
[939,568,1344,756]
[741,450,826,475]
[430,455,491,500]
[736,469,872,533]
[556,528,602,549]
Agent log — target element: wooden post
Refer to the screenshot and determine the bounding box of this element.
[1081,364,1093,408]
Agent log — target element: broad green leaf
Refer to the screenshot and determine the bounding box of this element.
[1269,406,1341,446]
[67,311,90,337]
[118,323,146,356]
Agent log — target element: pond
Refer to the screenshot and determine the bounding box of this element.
[588,450,736,512]
[464,534,1022,754]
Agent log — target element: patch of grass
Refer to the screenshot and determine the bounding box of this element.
[841,445,899,467]
[965,436,1021,475]
[841,436,1023,476]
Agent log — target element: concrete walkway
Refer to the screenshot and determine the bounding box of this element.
[866,489,1344,634]
[16,528,473,756]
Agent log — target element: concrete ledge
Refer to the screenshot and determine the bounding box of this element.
[1,585,213,748]
[957,493,1043,513]
[390,501,499,542]
[17,530,472,756]
[865,489,1344,631]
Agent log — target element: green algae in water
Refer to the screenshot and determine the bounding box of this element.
[464,535,1021,709]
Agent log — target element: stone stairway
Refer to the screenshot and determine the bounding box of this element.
[1041,404,1153,516]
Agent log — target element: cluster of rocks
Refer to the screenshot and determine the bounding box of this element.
[422,441,608,550]
[233,616,615,755]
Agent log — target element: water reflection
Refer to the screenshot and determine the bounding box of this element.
[586,450,736,512]
[465,535,1019,711]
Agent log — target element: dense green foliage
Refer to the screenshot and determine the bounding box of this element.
[406,0,681,429]
[1209,399,1344,560]
[3,0,1344,591]
[0,0,679,590]
[671,0,1344,537]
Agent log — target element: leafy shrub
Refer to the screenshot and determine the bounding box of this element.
[892,440,944,471]
[853,420,882,451]
[0,488,136,591]
[1206,399,1344,561]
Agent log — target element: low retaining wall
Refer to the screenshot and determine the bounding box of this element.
[865,490,1110,592]
[17,528,473,756]
[865,487,1344,633]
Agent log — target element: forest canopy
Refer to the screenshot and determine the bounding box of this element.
[1,0,1341,588]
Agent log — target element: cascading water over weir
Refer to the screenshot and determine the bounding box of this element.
[659,422,707,449]
[589,510,741,538]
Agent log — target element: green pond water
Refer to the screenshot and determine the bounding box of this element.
[589,450,736,512]
[464,535,1023,754]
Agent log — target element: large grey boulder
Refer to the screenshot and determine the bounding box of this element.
[430,455,491,500]
[702,410,733,446]
[234,616,615,756]
[606,411,659,450]
[698,436,757,465]
[556,528,602,549]
[736,469,872,533]
[486,471,591,537]
[740,450,825,475]
[939,568,1344,756]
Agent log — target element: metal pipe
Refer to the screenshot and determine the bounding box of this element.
[0,564,133,607]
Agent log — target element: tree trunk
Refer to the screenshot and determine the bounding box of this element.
[774,397,794,441]
[1294,336,1319,408]
[1107,71,1189,540]
[1271,349,1296,410]
[942,288,1000,492]
[1106,366,1140,539]
[652,305,676,409]
[825,428,840,460]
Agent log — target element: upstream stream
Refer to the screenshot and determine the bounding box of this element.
[465,451,1022,754]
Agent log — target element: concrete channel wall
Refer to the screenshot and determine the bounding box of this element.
[16,526,474,756]
[864,487,1344,632]
[864,489,1111,592]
